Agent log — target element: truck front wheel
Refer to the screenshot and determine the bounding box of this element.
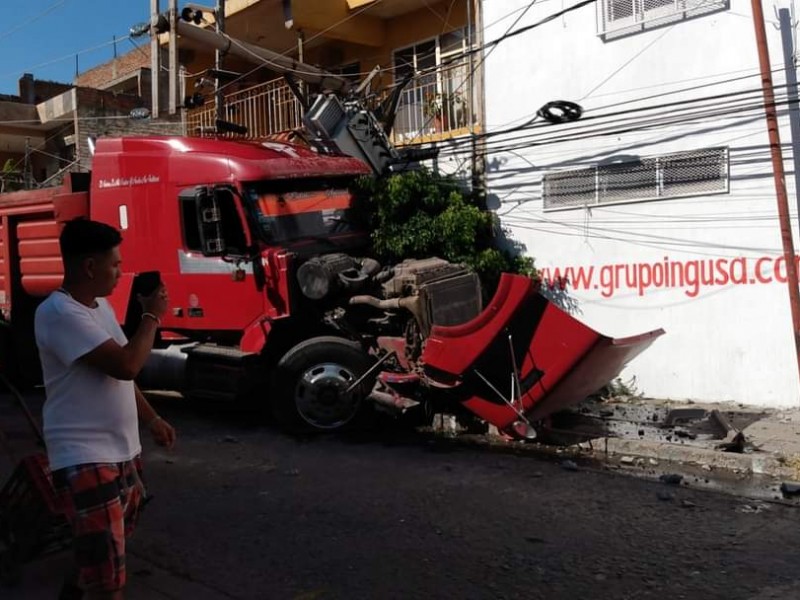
[273,336,374,433]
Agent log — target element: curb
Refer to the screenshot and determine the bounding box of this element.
[429,429,800,504]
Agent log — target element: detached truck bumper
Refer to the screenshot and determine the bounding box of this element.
[420,274,664,432]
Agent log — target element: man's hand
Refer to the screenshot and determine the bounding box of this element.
[138,284,169,321]
[149,417,176,449]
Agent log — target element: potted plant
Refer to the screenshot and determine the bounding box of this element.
[423,92,444,132]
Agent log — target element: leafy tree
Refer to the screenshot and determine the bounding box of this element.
[353,168,534,293]
[0,159,22,192]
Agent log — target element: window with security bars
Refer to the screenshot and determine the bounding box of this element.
[598,0,729,39]
[542,147,729,210]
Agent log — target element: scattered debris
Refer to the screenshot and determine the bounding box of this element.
[659,473,684,485]
[711,410,748,453]
[737,503,769,514]
[526,536,546,544]
[680,499,697,509]
[620,456,636,465]
[780,481,800,498]
[664,408,707,426]
[648,458,659,466]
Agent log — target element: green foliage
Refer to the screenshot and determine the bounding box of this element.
[0,159,22,192]
[353,168,535,291]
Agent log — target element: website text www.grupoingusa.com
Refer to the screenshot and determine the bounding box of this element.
[538,256,800,298]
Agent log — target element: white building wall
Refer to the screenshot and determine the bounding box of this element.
[482,0,800,407]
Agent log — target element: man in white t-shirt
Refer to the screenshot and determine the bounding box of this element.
[34,218,176,600]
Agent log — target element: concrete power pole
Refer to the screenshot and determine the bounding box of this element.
[216,0,226,121]
[169,0,178,114]
[751,0,800,395]
[150,0,160,118]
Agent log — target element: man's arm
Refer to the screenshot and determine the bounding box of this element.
[81,286,169,380]
[135,384,176,449]
[81,317,159,380]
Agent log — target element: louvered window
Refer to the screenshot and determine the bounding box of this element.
[542,147,729,210]
[598,0,729,39]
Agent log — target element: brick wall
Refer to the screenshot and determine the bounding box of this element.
[73,87,184,171]
[18,74,73,105]
[75,47,154,89]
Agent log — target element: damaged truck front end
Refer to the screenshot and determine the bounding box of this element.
[417,273,664,438]
[299,254,664,438]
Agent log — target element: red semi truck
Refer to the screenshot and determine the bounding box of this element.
[0,134,662,437]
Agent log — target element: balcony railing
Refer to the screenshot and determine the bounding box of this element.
[186,62,476,145]
[391,59,473,144]
[186,77,303,138]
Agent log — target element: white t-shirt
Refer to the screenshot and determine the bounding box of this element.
[34,292,141,470]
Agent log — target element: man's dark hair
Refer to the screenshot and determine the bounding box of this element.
[59,218,122,259]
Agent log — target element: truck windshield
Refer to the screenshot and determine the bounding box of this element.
[243,177,364,246]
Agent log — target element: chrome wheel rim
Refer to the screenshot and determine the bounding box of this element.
[294,362,361,429]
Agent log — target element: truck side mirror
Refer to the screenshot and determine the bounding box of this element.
[195,187,226,256]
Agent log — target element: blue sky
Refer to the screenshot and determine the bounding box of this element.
[0,0,190,96]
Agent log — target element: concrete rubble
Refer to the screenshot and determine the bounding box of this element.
[439,396,800,504]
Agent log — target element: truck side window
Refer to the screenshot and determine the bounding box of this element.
[215,189,248,254]
[179,191,203,251]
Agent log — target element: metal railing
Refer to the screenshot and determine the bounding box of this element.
[186,62,476,145]
[597,0,729,38]
[391,59,473,144]
[186,77,303,138]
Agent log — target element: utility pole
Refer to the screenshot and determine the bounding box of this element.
[23,138,32,190]
[778,8,800,224]
[467,0,486,201]
[168,0,178,114]
[215,0,226,121]
[751,0,800,394]
[150,0,160,118]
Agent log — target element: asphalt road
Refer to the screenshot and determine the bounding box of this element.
[112,397,800,600]
[3,393,800,599]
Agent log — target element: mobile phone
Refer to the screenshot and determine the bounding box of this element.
[135,271,162,296]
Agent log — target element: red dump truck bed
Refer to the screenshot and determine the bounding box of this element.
[0,174,89,315]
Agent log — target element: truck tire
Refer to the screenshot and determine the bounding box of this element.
[273,336,374,433]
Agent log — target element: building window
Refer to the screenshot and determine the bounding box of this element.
[598,0,729,39]
[542,147,729,210]
[392,29,472,141]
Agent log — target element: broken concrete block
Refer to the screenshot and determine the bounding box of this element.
[780,482,800,497]
[659,473,684,485]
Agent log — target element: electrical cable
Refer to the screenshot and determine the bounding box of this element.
[0,0,68,42]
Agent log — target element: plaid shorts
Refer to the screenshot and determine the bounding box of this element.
[52,457,145,592]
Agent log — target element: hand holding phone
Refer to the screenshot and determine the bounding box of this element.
[135,271,168,320]
[136,271,162,297]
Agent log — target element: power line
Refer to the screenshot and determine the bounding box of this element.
[2,35,132,81]
[0,0,68,42]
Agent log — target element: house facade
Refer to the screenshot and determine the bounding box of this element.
[483,0,800,407]
[169,0,482,178]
